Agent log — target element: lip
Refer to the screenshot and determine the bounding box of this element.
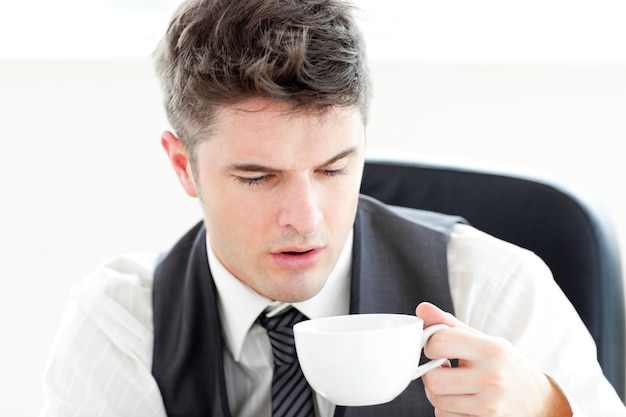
[270,247,324,270]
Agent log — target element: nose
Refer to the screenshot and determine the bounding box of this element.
[277,177,323,236]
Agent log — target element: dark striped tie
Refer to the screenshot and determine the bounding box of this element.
[258,307,316,417]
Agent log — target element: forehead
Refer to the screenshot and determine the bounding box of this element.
[197,98,364,166]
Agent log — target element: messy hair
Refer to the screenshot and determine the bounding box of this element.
[153,0,369,157]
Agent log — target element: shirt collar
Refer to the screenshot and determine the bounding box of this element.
[208,230,353,362]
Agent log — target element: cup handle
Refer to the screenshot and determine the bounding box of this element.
[412,323,450,380]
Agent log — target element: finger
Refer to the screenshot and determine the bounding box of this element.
[422,366,482,396]
[416,302,477,333]
[425,387,481,417]
[423,326,495,364]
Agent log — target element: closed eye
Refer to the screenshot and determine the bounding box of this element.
[318,167,348,177]
[236,168,345,185]
[235,174,274,186]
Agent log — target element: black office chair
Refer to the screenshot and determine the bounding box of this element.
[360,153,625,400]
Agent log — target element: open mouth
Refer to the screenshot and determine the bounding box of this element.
[272,248,323,270]
[283,249,314,255]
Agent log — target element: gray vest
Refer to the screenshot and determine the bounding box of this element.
[152,195,463,417]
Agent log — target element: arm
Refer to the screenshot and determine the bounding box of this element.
[421,224,626,417]
[40,255,166,417]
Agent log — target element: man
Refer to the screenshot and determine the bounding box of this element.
[40,0,626,416]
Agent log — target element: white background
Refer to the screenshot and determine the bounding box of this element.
[1,1,626,415]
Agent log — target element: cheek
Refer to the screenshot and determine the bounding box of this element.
[320,185,360,235]
[335,171,362,212]
[204,190,269,244]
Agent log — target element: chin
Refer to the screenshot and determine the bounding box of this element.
[274,282,326,304]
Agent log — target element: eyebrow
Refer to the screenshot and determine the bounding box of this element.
[226,146,360,173]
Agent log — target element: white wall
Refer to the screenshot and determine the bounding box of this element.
[1,57,625,416]
[0,59,201,417]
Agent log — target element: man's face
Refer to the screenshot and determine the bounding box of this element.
[165,98,365,302]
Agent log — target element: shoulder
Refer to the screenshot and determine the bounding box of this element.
[68,252,161,350]
[358,194,464,235]
[73,252,160,303]
[447,223,549,277]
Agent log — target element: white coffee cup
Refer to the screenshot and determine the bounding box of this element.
[293,313,448,406]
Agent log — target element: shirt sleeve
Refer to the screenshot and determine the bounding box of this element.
[447,223,626,417]
[39,254,167,417]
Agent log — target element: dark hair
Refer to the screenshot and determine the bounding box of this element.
[153,0,369,155]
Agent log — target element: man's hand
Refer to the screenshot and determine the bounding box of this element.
[416,302,572,417]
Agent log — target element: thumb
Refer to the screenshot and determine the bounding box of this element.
[415,302,473,332]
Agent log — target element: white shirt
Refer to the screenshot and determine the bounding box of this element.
[39,224,626,417]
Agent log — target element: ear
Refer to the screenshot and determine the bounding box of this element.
[161,130,198,197]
